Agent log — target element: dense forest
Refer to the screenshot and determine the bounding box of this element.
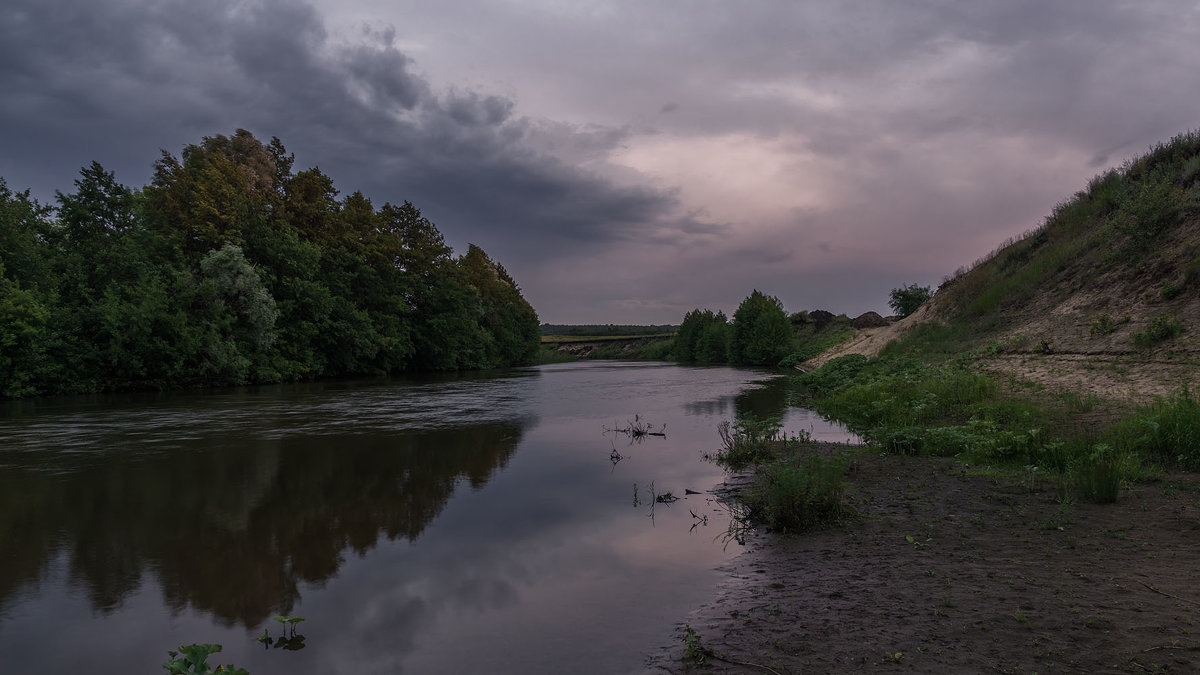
[0,130,540,398]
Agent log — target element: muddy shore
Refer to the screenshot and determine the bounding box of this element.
[644,447,1200,673]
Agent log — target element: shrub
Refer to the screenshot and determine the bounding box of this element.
[1133,313,1183,348]
[1107,388,1200,468]
[712,414,792,470]
[746,450,850,532]
[1089,313,1129,337]
[1072,443,1137,503]
[888,283,932,317]
[731,290,792,366]
[799,353,869,395]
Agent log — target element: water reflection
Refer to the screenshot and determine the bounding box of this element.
[682,370,793,421]
[0,420,527,627]
[0,364,853,674]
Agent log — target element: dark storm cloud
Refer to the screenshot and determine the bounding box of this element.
[3,0,1200,323]
[0,0,703,256]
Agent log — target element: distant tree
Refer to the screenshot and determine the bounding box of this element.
[694,315,731,364]
[674,309,730,364]
[731,290,792,366]
[888,283,932,318]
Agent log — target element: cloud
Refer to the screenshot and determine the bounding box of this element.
[0,0,710,253]
[3,0,1200,323]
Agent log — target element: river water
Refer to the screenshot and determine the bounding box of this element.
[0,361,853,674]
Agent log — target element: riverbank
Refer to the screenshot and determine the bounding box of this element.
[646,447,1200,673]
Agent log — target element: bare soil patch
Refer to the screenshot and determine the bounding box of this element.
[646,450,1200,674]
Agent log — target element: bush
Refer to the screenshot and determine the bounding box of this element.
[712,414,791,470]
[1106,388,1200,468]
[888,283,932,317]
[799,353,869,395]
[746,450,850,532]
[1072,443,1137,503]
[1133,313,1183,348]
[1089,313,1129,337]
[730,290,793,366]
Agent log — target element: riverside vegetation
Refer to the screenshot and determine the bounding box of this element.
[700,130,1200,534]
[0,129,540,398]
[659,129,1200,674]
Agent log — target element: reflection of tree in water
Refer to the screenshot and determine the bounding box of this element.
[0,422,525,627]
[732,376,793,421]
[683,375,794,420]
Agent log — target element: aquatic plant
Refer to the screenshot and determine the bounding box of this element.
[162,644,248,675]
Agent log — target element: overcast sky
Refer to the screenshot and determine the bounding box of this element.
[2,0,1198,323]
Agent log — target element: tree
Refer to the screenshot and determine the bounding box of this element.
[888,283,932,318]
[459,244,540,367]
[674,309,729,364]
[190,244,280,384]
[731,290,792,366]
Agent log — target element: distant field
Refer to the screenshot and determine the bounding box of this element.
[540,333,675,344]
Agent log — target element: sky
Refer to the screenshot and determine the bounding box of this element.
[2,0,1199,324]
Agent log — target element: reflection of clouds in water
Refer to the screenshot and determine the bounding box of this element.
[452,576,520,612]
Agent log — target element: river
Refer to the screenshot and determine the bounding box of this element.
[0,361,853,674]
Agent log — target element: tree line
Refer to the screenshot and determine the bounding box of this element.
[673,283,929,368]
[0,130,540,398]
[673,289,794,367]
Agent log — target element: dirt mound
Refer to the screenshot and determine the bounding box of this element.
[803,301,941,369]
[850,311,891,329]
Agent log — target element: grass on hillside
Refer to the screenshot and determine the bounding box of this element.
[936,129,1200,334]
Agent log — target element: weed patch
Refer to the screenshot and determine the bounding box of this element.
[710,414,804,470]
[745,449,850,533]
[1133,313,1184,348]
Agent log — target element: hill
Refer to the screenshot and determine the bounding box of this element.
[808,130,1200,403]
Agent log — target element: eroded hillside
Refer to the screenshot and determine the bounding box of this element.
[807,131,1200,403]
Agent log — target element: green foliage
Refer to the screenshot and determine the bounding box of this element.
[797,354,868,395]
[779,318,855,367]
[745,450,849,532]
[1133,313,1184,348]
[674,308,730,364]
[1146,314,1184,343]
[801,348,1199,504]
[585,336,675,360]
[932,130,1200,329]
[681,624,708,666]
[540,323,677,337]
[0,130,542,398]
[0,269,49,397]
[731,290,792,366]
[1089,313,1129,337]
[888,283,932,317]
[1105,388,1200,469]
[1112,168,1183,246]
[1072,443,1137,504]
[460,244,541,367]
[711,414,789,470]
[163,644,249,675]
